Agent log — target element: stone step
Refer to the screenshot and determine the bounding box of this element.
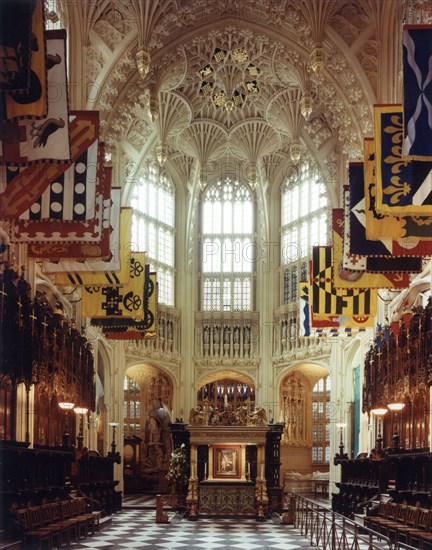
[99,516,112,531]
[352,512,365,526]
[0,540,21,550]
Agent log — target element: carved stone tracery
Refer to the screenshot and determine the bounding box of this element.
[74,0,381,174]
[280,372,308,447]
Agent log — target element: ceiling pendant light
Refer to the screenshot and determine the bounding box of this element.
[289,140,302,164]
[199,169,208,191]
[246,162,258,188]
[300,93,313,121]
[136,47,150,79]
[148,101,158,123]
[156,144,168,166]
[310,44,324,74]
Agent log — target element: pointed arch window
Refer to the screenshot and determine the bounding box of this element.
[123,375,141,437]
[131,164,175,306]
[312,375,331,465]
[281,162,328,304]
[201,177,254,311]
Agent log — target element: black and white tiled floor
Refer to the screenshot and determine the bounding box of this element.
[68,495,391,550]
[70,507,316,549]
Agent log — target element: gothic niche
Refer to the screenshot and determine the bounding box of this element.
[123,365,173,493]
[280,372,308,447]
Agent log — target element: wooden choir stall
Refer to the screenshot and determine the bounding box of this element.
[333,299,432,519]
[0,265,122,543]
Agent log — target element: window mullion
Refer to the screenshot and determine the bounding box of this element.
[201,177,254,311]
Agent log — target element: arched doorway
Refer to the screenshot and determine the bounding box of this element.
[193,370,258,480]
[279,362,329,492]
[123,363,173,494]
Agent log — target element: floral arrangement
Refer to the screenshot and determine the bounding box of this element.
[166,443,189,488]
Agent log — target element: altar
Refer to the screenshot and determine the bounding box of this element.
[187,423,271,517]
[199,481,255,514]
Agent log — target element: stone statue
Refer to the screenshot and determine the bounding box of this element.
[148,417,161,444]
[189,406,204,425]
[281,322,287,341]
[249,406,267,426]
[235,405,247,424]
[290,319,297,339]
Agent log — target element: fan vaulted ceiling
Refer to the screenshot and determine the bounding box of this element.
[59,0,417,199]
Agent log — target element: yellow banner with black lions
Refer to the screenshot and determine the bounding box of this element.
[81,253,145,319]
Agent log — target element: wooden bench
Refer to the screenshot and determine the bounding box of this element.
[406,509,432,550]
[377,503,407,539]
[365,502,432,549]
[71,498,97,536]
[387,505,418,543]
[14,497,97,549]
[364,501,393,532]
[396,507,431,547]
[48,501,78,546]
[14,508,51,550]
[60,498,94,540]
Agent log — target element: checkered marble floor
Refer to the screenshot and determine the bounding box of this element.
[69,508,317,550]
[68,495,397,550]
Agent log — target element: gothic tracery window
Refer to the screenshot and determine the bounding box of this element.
[123,375,141,437]
[201,177,254,311]
[131,164,175,306]
[281,162,328,304]
[312,375,331,465]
